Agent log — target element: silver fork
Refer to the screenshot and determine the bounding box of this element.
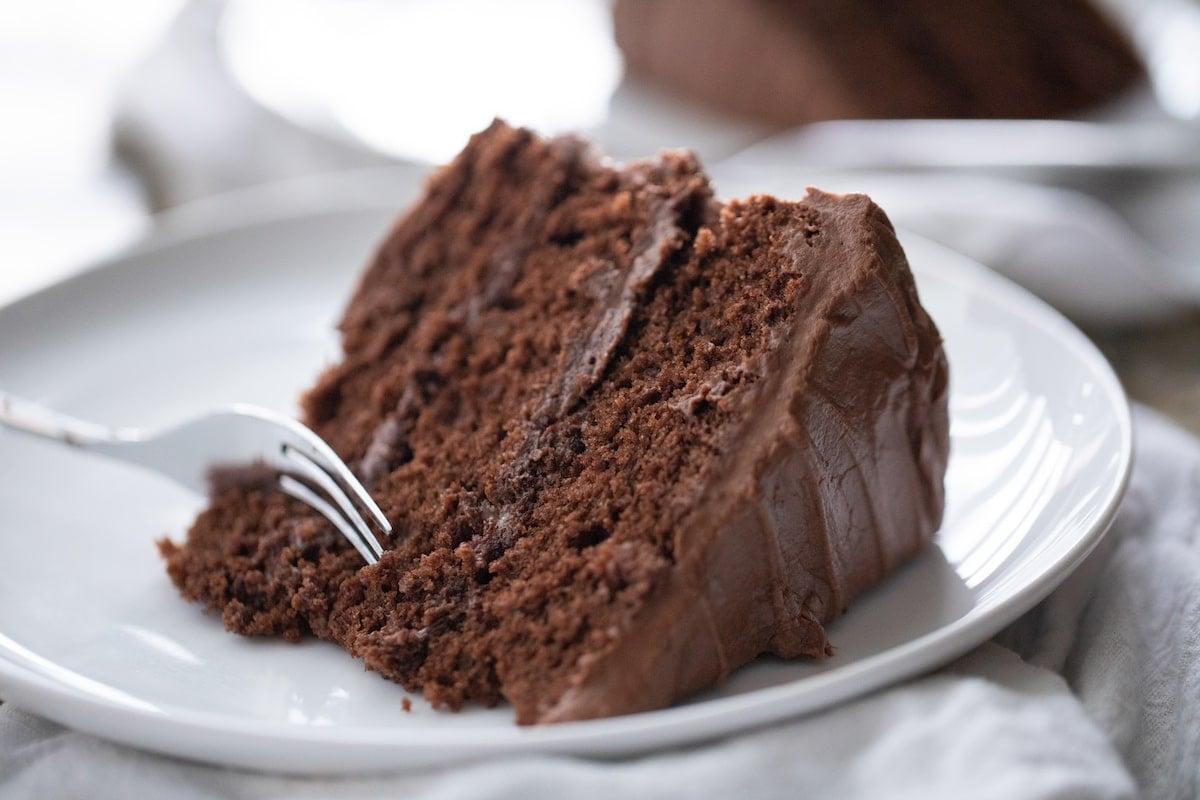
[0,391,390,565]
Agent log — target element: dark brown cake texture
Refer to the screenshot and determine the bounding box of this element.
[160,120,950,724]
[614,0,1145,125]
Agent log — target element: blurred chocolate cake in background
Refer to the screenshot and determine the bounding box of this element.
[614,0,1145,125]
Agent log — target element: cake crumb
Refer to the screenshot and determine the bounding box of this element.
[402,698,413,713]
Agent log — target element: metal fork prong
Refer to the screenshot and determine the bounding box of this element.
[282,438,392,537]
[281,444,385,560]
[279,475,379,565]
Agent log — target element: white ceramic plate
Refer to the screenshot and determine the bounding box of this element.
[0,171,1132,774]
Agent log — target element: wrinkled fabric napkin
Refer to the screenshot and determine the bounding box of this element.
[2,406,1198,799]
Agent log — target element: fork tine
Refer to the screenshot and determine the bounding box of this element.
[285,438,392,536]
[281,444,385,560]
[279,475,379,565]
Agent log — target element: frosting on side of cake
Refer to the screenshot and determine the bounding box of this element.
[540,191,949,721]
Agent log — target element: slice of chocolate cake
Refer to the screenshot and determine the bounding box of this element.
[160,120,949,723]
[614,0,1145,125]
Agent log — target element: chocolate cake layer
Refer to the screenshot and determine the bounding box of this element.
[160,121,950,723]
[613,0,1145,125]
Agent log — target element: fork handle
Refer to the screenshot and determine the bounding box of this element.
[0,390,121,448]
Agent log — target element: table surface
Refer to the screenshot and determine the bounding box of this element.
[1094,315,1200,435]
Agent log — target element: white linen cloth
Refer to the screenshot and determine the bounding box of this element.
[3,406,1198,799]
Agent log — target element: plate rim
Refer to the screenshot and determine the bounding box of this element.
[0,169,1134,768]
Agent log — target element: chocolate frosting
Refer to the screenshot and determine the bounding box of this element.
[540,190,949,721]
[542,192,685,421]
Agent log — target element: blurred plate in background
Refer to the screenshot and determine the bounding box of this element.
[218,0,770,164]
[220,0,621,163]
[217,0,1200,168]
[216,0,772,163]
